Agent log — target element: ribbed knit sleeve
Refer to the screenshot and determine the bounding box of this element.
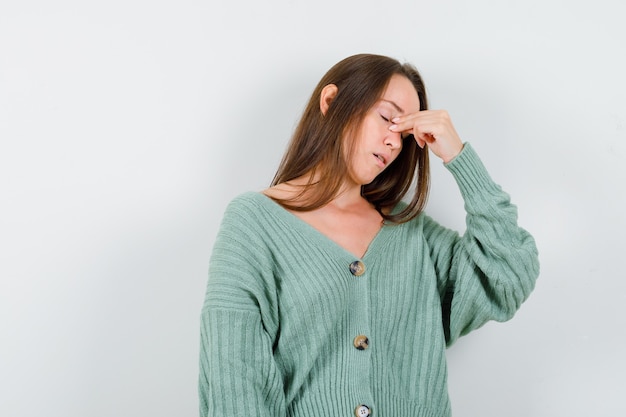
[423,143,540,346]
[199,198,286,417]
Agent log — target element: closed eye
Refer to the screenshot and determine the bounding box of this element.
[380,114,390,122]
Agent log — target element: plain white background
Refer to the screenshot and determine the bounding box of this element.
[1,0,625,416]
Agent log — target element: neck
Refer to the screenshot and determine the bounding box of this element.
[329,183,368,210]
[271,170,372,212]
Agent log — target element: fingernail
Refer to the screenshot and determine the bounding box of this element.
[392,117,400,123]
[389,124,397,130]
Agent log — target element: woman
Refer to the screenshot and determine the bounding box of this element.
[199,54,539,417]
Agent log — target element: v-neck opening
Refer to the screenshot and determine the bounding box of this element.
[250,192,395,261]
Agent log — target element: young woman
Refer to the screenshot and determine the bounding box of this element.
[199,54,539,417]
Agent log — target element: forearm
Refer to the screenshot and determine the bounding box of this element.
[438,143,539,344]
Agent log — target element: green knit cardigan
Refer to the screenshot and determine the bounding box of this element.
[199,143,539,417]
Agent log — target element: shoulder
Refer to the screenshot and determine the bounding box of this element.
[223,191,281,215]
[217,192,271,230]
[261,180,312,209]
[225,191,265,210]
[219,191,292,233]
[213,193,282,259]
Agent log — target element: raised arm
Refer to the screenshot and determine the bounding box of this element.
[422,143,539,345]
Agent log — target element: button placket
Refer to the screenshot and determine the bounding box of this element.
[349,260,371,417]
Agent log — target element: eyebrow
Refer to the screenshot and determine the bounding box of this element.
[381,99,405,114]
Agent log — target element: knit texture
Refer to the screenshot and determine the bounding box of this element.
[199,143,539,417]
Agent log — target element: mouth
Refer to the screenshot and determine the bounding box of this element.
[373,153,386,167]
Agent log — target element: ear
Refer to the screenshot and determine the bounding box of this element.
[319,84,338,116]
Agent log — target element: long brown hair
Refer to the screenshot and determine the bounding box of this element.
[271,53,430,224]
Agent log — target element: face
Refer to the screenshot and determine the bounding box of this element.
[345,74,421,186]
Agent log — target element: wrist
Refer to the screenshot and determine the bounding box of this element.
[442,142,464,164]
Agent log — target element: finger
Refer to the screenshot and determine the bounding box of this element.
[414,131,435,148]
[389,114,421,131]
[390,113,440,135]
[418,132,436,145]
[391,110,433,125]
[388,122,411,134]
[390,122,435,147]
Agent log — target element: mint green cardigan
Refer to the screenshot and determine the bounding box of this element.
[199,143,539,417]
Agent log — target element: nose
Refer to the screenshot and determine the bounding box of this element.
[385,130,403,150]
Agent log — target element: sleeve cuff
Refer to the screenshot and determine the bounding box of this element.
[444,142,502,200]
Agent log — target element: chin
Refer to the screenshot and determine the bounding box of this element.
[350,169,381,186]
[361,175,379,186]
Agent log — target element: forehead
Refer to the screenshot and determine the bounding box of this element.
[379,74,421,114]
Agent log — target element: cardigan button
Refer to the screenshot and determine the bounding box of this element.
[349,260,365,276]
[353,335,369,350]
[355,404,371,417]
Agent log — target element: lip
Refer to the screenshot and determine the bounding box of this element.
[373,152,389,168]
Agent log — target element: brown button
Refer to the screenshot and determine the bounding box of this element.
[353,335,369,350]
[355,404,371,417]
[349,260,365,276]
